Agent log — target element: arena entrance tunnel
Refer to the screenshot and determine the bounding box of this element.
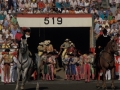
[30,27,90,54]
[17,14,94,54]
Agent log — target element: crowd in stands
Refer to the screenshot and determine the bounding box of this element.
[0,0,120,83]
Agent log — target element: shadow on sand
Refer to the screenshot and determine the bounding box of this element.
[25,87,48,90]
[97,86,120,90]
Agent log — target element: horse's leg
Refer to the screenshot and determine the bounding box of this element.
[15,68,20,90]
[36,63,40,90]
[102,68,107,89]
[111,68,115,89]
[21,68,28,90]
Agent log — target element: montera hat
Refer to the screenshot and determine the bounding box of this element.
[65,38,69,41]
[5,49,10,52]
[103,29,107,34]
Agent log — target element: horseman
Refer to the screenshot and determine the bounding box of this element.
[60,39,70,60]
[43,40,48,52]
[0,49,13,84]
[46,40,54,53]
[66,43,76,56]
[26,34,37,68]
[93,29,111,67]
[37,42,44,57]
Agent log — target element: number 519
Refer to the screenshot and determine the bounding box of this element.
[44,17,62,25]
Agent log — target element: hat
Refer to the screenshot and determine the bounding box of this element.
[21,8,24,11]
[5,49,10,52]
[70,43,74,46]
[67,52,74,56]
[44,40,48,45]
[69,41,72,43]
[39,42,44,45]
[103,29,107,34]
[65,39,69,41]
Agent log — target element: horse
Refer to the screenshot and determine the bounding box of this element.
[95,36,119,90]
[15,38,34,90]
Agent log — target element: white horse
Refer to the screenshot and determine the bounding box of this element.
[15,38,35,90]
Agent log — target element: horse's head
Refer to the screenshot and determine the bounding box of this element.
[20,38,28,53]
[110,35,119,55]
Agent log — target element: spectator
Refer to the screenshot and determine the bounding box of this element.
[24,0,31,9]
[94,15,103,23]
[70,0,77,9]
[11,14,17,25]
[90,7,98,14]
[6,31,14,40]
[11,40,18,49]
[62,8,69,13]
[11,25,20,39]
[55,0,62,12]
[63,0,70,9]
[2,26,9,36]
[43,0,50,13]
[79,7,88,13]
[75,7,80,14]
[38,0,45,11]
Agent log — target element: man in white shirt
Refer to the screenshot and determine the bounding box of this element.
[2,26,9,36]
[62,8,69,13]
[79,7,88,13]
[6,31,14,39]
[70,0,77,9]
[116,0,120,8]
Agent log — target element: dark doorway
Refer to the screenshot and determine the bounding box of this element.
[30,27,90,54]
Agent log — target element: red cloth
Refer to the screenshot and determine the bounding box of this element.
[2,52,5,55]
[100,31,103,35]
[115,56,119,73]
[15,33,22,41]
[66,46,75,53]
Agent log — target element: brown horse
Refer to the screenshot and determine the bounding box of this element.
[95,37,119,90]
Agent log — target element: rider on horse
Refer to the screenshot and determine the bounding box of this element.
[46,40,54,53]
[60,39,70,59]
[37,42,44,57]
[66,43,76,56]
[93,29,111,67]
